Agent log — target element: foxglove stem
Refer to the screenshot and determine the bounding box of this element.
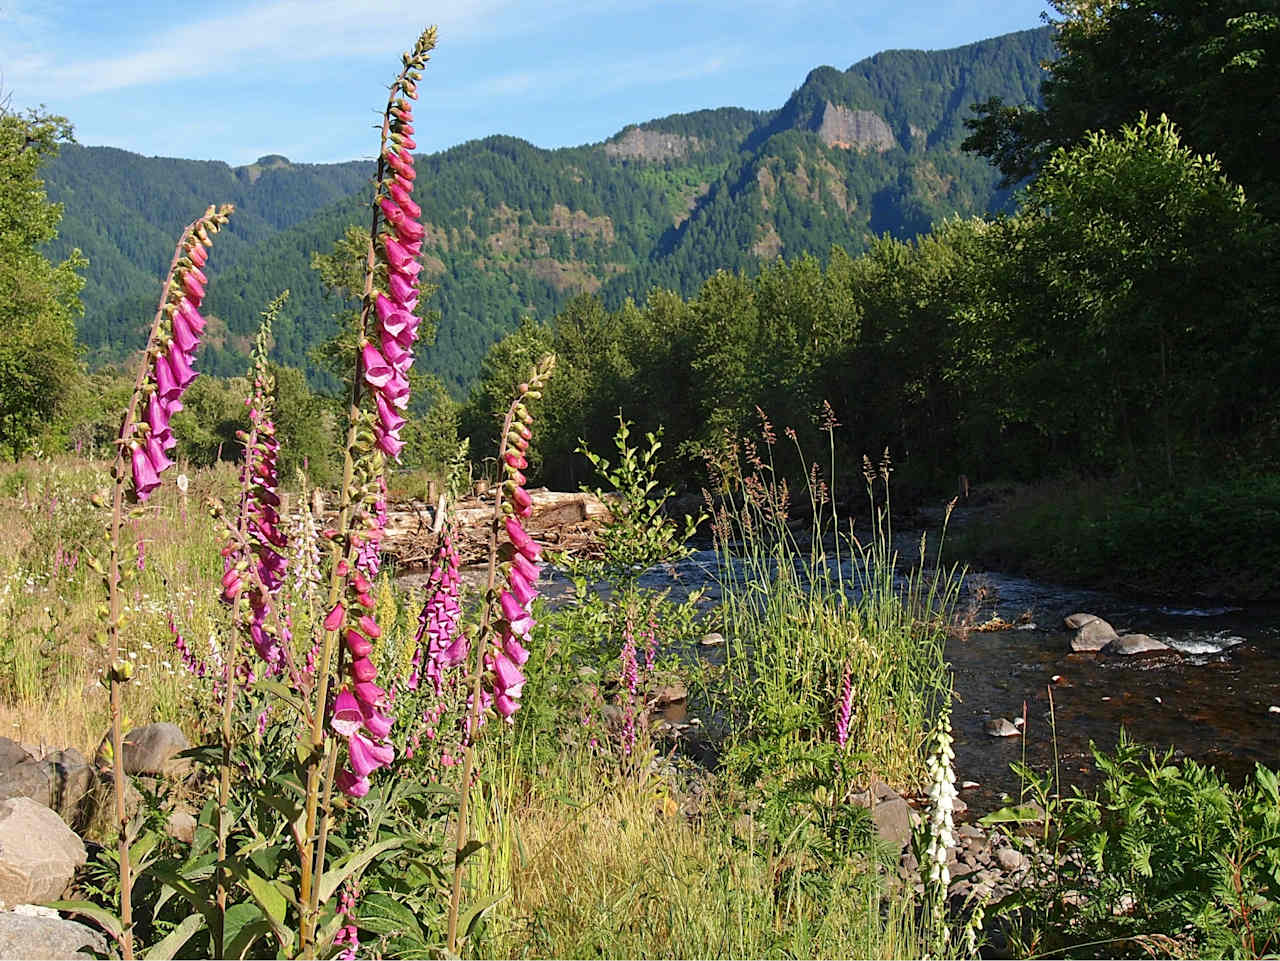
[447,355,554,954]
[104,204,231,961]
[297,28,436,958]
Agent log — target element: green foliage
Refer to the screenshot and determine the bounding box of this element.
[49,29,1054,393]
[965,0,1280,217]
[564,416,702,584]
[993,735,1280,959]
[0,103,85,460]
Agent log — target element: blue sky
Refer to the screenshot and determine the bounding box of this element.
[2,1,1053,166]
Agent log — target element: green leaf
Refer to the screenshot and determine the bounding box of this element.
[46,901,123,941]
[225,917,273,961]
[143,913,205,960]
[978,804,1045,827]
[459,892,507,941]
[357,892,425,941]
[257,679,308,718]
[318,837,405,904]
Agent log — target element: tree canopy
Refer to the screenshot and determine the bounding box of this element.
[0,102,84,459]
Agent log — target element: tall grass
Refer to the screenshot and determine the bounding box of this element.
[708,423,960,792]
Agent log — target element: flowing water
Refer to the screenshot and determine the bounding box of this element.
[400,544,1280,815]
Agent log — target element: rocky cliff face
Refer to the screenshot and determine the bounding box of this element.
[604,126,701,161]
[816,103,896,152]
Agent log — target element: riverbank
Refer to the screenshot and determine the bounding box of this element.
[936,473,1280,603]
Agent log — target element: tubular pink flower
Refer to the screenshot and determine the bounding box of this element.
[382,234,413,270]
[505,516,541,562]
[153,354,180,401]
[348,731,394,777]
[375,429,405,459]
[188,243,208,267]
[354,680,388,710]
[324,603,346,631]
[362,708,394,740]
[503,632,529,666]
[375,392,406,432]
[333,689,363,738]
[361,344,393,388]
[492,651,524,693]
[181,271,205,300]
[835,667,855,748]
[178,298,206,334]
[357,614,381,638]
[511,552,540,584]
[168,347,196,388]
[508,566,537,607]
[494,694,518,718]
[170,314,199,353]
[351,656,378,683]
[337,770,371,797]
[344,629,372,658]
[130,444,160,498]
[505,452,528,470]
[387,272,415,304]
[499,589,527,625]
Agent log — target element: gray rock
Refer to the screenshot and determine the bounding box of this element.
[651,681,688,705]
[0,913,106,960]
[1104,633,1170,656]
[167,808,197,844]
[870,795,914,850]
[0,798,86,906]
[1071,617,1118,651]
[996,847,1026,872]
[984,718,1021,737]
[699,632,726,648]
[1063,612,1100,630]
[952,796,968,818]
[0,740,32,771]
[121,722,190,776]
[0,751,96,831]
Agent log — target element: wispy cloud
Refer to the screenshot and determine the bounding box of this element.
[2,0,606,95]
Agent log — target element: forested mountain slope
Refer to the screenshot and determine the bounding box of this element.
[43,26,1053,392]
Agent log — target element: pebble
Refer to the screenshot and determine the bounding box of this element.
[699,632,726,647]
[1269,706,1279,714]
[960,780,980,791]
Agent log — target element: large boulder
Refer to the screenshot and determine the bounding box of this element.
[0,798,86,906]
[0,740,31,771]
[0,750,96,831]
[121,723,190,777]
[1071,617,1118,652]
[0,912,106,959]
[1104,633,1170,656]
[851,781,914,850]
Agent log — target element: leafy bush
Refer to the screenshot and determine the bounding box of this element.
[994,734,1280,959]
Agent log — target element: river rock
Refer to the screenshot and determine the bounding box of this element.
[0,750,95,831]
[0,798,86,906]
[0,741,31,771]
[121,722,190,776]
[699,632,726,647]
[1064,612,1100,629]
[1104,633,1170,655]
[996,846,1026,871]
[984,717,1021,737]
[870,794,914,849]
[0,913,106,960]
[651,681,688,705]
[1071,617,1118,651]
[167,808,197,844]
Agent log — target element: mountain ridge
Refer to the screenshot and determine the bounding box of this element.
[42,26,1055,392]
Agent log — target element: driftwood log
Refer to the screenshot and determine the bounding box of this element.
[360,488,613,568]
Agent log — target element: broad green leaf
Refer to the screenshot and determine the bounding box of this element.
[46,901,123,940]
[356,892,424,940]
[459,892,507,941]
[143,913,205,960]
[318,837,404,904]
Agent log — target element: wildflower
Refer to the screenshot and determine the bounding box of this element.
[128,206,232,501]
[835,665,854,747]
[413,529,465,695]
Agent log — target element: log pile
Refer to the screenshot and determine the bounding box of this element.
[375,488,613,568]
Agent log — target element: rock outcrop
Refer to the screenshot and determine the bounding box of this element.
[816,103,896,152]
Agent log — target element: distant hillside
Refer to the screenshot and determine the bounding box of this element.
[43,26,1055,393]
